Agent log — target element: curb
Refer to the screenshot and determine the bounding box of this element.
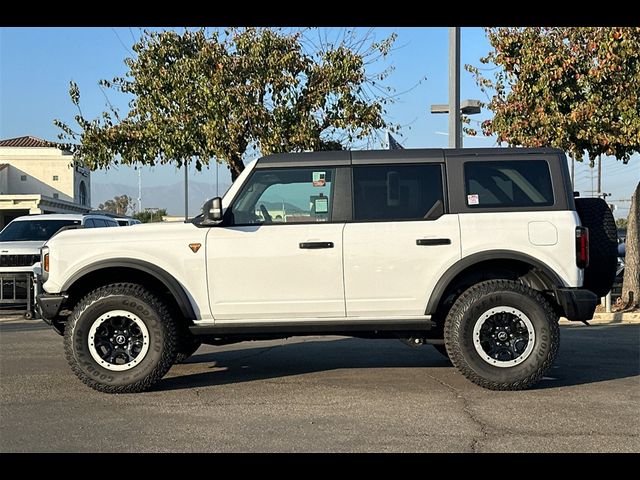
[560,312,640,325]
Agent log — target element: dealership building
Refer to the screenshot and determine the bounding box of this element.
[0,136,91,228]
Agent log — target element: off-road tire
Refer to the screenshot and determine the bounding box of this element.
[444,280,560,391]
[575,197,618,297]
[63,283,177,393]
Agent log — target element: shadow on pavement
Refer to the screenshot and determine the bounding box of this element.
[157,324,640,392]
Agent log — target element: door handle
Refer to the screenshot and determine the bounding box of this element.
[416,238,451,246]
[299,242,334,249]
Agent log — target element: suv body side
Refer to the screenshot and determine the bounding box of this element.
[40,148,583,328]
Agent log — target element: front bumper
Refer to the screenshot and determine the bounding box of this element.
[36,292,67,335]
[555,288,598,322]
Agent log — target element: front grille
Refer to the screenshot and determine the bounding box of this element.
[0,254,40,267]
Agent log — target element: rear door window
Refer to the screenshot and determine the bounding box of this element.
[352,164,444,221]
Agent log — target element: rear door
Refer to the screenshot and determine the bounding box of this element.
[446,153,578,286]
[343,155,461,317]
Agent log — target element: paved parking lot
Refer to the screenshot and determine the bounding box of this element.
[0,317,638,452]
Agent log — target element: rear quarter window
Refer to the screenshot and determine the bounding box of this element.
[464,160,554,208]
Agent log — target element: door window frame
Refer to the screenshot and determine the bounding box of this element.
[349,162,448,224]
[225,166,351,227]
[446,153,571,213]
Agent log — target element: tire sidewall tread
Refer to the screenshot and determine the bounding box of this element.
[63,282,177,393]
[444,279,560,391]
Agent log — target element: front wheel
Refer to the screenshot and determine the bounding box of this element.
[63,283,177,393]
[444,280,559,391]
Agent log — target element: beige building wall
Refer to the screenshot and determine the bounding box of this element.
[0,146,90,207]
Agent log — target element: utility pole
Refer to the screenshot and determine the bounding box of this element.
[571,158,575,190]
[449,27,461,148]
[184,161,189,222]
[597,155,602,196]
[137,168,142,213]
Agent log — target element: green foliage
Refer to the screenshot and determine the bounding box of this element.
[98,195,133,215]
[54,28,398,180]
[616,218,628,229]
[467,28,640,165]
[133,208,167,223]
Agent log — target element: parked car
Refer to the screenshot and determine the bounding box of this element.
[113,217,142,226]
[0,213,119,274]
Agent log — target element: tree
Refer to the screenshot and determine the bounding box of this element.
[54,28,398,181]
[133,208,167,223]
[467,28,640,164]
[621,183,639,309]
[468,27,640,310]
[98,194,134,215]
[616,218,628,229]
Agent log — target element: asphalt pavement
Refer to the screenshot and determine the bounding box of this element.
[0,318,638,452]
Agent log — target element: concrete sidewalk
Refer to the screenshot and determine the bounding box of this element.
[560,312,640,325]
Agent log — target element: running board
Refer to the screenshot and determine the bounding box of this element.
[189,317,434,336]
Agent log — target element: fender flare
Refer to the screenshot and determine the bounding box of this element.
[425,250,565,314]
[61,258,196,320]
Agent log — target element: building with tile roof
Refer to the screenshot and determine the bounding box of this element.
[0,136,91,228]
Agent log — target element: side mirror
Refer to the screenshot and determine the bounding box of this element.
[202,197,224,224]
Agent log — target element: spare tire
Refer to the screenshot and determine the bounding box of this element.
[575,198,618,297]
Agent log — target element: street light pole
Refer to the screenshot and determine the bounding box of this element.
[449,27,461,148]
[184,161,189,222]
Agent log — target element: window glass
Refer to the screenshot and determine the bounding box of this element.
[464,160,554,208]
[0,219,80,241]
[231,168,334,224]
[92,219,108,228]
[353,164,444,221]
[84,219,96,228]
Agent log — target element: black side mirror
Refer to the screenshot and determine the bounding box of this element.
[202,197,224,225]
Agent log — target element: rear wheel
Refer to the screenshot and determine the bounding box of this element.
[63,283,177,393]
[444,280,559,390]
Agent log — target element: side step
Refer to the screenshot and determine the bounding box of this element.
[189,318,434,336]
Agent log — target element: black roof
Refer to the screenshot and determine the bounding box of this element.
[256,147,564,168]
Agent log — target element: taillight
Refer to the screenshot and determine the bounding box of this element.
[576,226,589,268]
[43,253,49,272]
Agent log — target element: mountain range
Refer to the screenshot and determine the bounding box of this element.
[92,180,231,216]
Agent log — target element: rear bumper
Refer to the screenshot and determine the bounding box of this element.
[555,288,598,322]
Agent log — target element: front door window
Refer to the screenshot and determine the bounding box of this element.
[230,168,334,225]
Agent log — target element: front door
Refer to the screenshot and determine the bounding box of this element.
[343,162,461,317]
[207,166,346,321]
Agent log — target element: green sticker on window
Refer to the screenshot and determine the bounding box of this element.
[315,197,328,213]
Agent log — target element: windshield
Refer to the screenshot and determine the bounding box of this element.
[0,219,81,242]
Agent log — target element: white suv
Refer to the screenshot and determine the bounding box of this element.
[36,148,618,393]
[0,213,120,274]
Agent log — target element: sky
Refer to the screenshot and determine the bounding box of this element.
[0,27,637,218]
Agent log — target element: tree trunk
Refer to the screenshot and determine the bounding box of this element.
[228,155,245,182]
[621,181,640,309]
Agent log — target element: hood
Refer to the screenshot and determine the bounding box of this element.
[0,241,45,254]
[47,221,199,246]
